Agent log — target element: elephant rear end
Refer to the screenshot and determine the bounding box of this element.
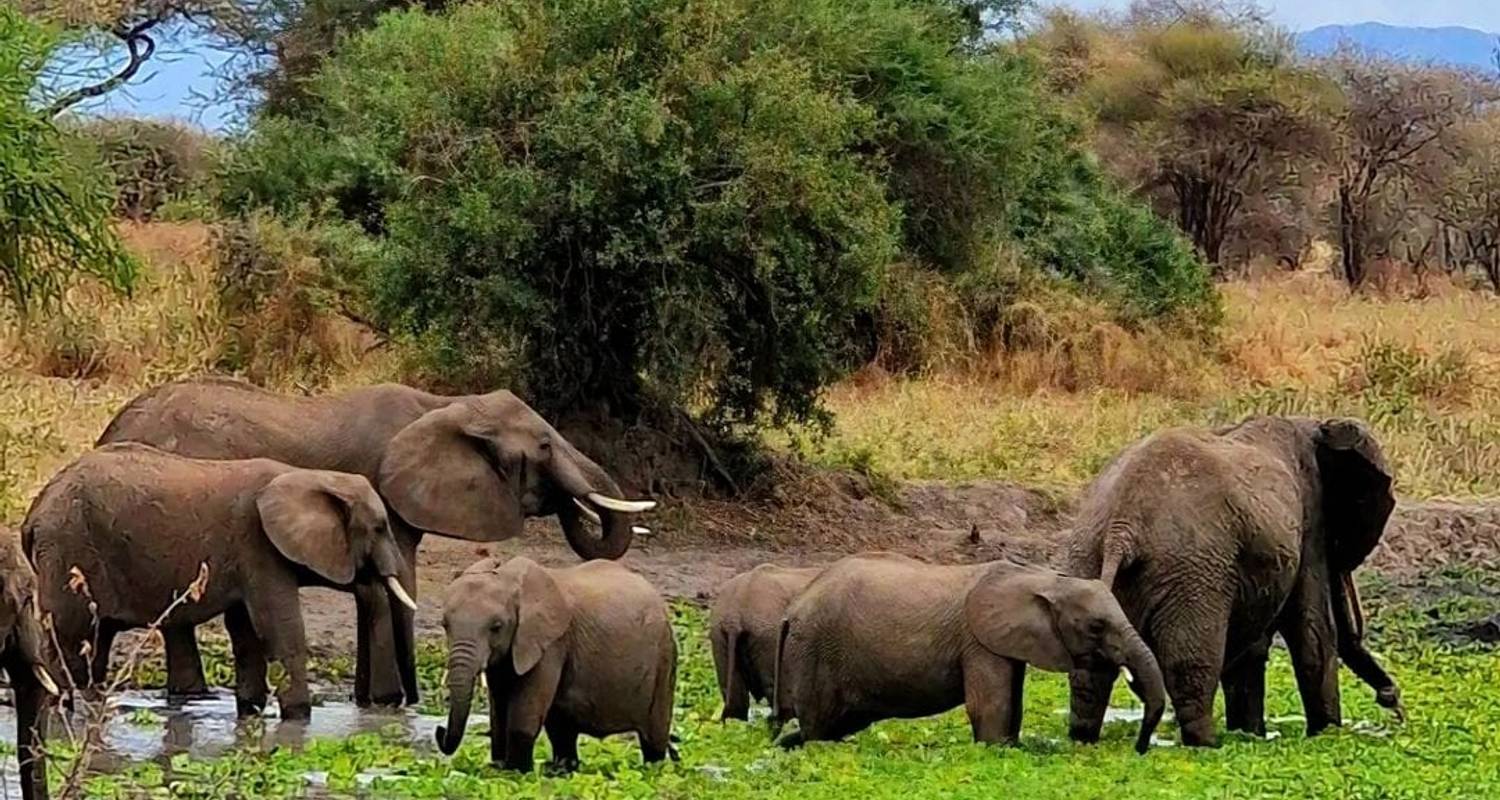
[710,564,820,720]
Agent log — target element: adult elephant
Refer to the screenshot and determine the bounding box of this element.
[0,529,61,800]
[96,378,655,707]
[1065,416,1404,748]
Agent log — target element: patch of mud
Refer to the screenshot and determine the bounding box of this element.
[1370,500,1500,577]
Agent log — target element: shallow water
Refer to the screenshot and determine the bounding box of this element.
[0,688,443,790]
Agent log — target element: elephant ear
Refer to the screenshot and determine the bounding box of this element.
[377,397,524,542]
[1315,418,1396,572]
[965,569,1073,672]
[256,470,360,584]
[508,559,571,675]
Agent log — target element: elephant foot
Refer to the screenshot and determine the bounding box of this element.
[360,691,405,709]
[774,729,805,750]
[1068,723,1102,745]
[166,684,214,700]
[1177,717,1220,748]
[236,697,267,718]
[279,702,312,721]
[544,758,580,776]
[1376,686,1406,722]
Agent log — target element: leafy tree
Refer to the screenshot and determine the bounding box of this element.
[222,0,1211,428]
[1085,16,1329,268]
[0,8,135,316]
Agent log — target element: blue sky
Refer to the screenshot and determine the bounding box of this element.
[1064,0,1500,30]
[50,1,1500,132]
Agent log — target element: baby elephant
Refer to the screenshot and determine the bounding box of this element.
[23,444,415,720]
[776,553,1166,753]
[709,564,820,721]
[435,557,677,772]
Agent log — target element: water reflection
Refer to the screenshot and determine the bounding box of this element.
[0,688,442,787]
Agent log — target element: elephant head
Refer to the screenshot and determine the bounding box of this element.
[966,567,1166,754]
[1306,417,1403,715]
[435,557,569,755]
[1,531,60,800]
[256,470,417,612]
[377,391,653,560]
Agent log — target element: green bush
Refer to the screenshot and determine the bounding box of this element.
[0,8,135,317]
[221,0,1213,428]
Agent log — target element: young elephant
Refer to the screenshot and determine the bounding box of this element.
[709,564,820,721]
[776,553,1166,754]
[0,529,61,800]
[434,557,677,771]
[22,444,415,720]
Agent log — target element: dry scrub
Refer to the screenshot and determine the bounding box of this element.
[814,270,1500,499]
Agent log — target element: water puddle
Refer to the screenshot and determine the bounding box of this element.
[0,688,443,787]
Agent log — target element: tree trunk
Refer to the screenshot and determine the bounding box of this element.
[1338,182,1367,288]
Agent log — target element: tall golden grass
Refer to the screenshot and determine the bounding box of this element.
[2,223,1497,527]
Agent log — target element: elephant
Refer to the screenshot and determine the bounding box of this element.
[434,556,677,772]
[774,552,1166,754]
[1064,415,1404,749]
[708,564,820,722]
[0,529,61,800]
[95,377,655,707]
[22,443,416,721]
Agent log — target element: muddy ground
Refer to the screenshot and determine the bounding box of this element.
[292,470,1500,653]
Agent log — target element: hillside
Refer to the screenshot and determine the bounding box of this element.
[1298,22,1498,71]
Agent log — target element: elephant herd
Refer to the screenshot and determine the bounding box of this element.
[0,374,1406,800]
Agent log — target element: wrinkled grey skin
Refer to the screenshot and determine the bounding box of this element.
[0,529,59,800]
[775,553,1165,754]
[1065,416,1404,748]
[96,378,644,708]
[434,557,677,772]
[22,444,409,721]
[709,565,821,723]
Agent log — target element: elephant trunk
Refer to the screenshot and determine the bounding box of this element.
[552,448,636,561]
[17,602,59,697]
[434,640,485,755]
[1122,630,1166,754]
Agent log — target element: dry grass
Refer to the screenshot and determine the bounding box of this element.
[2,224,1497,530]
[815,269,1500,500]
[0,222,398,524]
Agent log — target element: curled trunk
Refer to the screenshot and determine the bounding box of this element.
[1122,631,1166,754]
[435,641,485,755]
[552,446,634,560]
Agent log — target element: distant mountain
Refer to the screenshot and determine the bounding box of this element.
[1297,23,1498,72]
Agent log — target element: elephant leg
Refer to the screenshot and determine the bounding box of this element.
[88,625,118,688]
[962,651,1024,746]
[544,716,582,773]
[1067,667,1116,744]
[502,649,564,772]
[713,630,749,722]
[7,650,48,800]
[1279,578,1341,736]
[224,604,270,717]
[1151,602,1230,748]
[1222,634,1270,736]
[163,627,210,697]
[486,665,508,765]
[353,582,404,708]
[392,525,422,704]
[245,585,312,721]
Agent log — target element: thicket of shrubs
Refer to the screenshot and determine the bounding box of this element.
[215,0,1214,430]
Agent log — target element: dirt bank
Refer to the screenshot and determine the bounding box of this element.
[294,473,1500,652]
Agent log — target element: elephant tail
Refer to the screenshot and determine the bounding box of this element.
[771,617,792,734]
[1098,520,1136,589]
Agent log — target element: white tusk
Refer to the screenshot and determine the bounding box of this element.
[572,498,603,525]
[632,526,652,536]
[386,576,419,612]
[479,671,488,690]
[586,493,657,514]
[34,665,60,696]
[1121,666,1135,685]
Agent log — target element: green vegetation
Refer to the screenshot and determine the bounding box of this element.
[0,7,135,316]
[77,587,1500,798]
[219,0,1211,428]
